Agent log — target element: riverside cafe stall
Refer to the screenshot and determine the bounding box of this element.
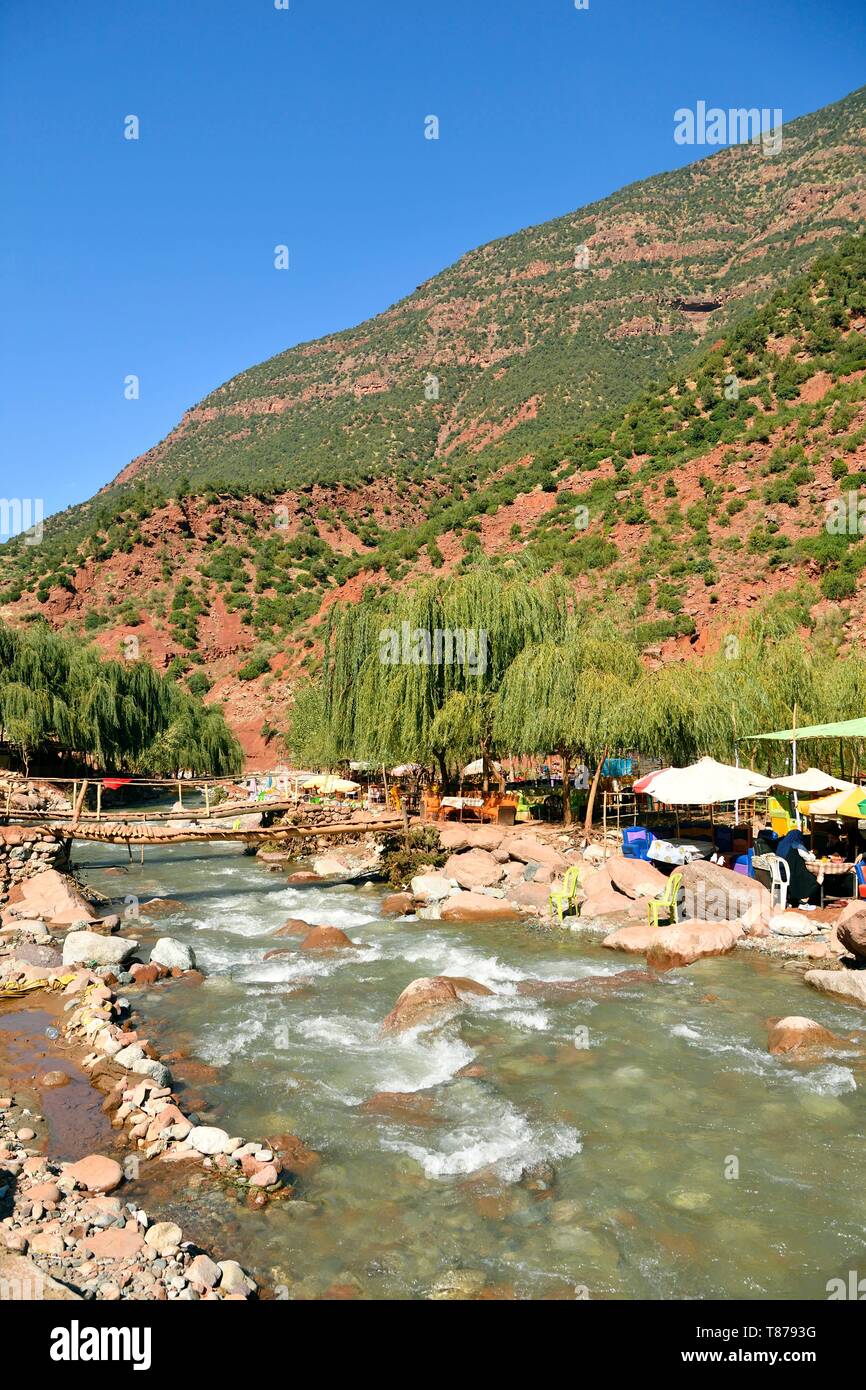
[422,759,520,825]
[296,773,361,805]
[742,714,866,849]
[788,783,866,904]
[630,757,773,868]
[747,712,866,905]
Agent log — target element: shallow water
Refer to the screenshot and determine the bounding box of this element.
[76,839,866,1300]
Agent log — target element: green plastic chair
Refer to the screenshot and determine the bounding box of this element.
[647,869,683,928]
[549,864,582,922]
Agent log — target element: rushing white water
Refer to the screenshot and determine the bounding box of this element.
[75,838,866,1301]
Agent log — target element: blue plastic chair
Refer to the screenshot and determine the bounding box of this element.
[733,849,754,877]
[622,826,654,860]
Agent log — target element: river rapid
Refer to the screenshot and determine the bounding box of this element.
[75,838,866,1301]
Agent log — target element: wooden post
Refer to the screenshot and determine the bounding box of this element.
[205,784,211,819]
[177,780,183,808]
[96,783,102,822]
[71,779,88,830]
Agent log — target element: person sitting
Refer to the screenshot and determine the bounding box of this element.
[776,828,820,908]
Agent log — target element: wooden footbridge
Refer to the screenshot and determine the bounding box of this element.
[1,775,404,848]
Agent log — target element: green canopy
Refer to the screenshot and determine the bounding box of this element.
[747,717,866,741]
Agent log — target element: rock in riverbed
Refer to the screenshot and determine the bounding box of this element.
[64,1154,124,1193]
[411,873,453,902]
[150,937,196,971]
[767,1016,852,1056]
[646,921,743,970]
[606,856,669,900]
[270,918,313,937]
[312,855,351,878]
[62,931,138,967]
[380,892,415,916]
[382,977,462,1032]
[439,892,519,923]
[300,926,357,951]
[804,968,866,1010]
[2,868,97,927]
[187,1126,235,1156]
[603,924,660,955]
[443,848,504,890]
[833,904,866,960]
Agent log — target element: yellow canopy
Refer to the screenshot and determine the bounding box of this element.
[830,786,866,819]
[302,775,359,794]
[802,786,866,818]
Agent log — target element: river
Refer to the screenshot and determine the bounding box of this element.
[74,838,866,1301]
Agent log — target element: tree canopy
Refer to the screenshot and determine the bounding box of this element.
[289,562,866,812]
[0,621,242,775]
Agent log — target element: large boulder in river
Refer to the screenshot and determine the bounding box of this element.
[381,892,414,916]
[832,902,866,960]
[443,848,503,890]
[804,969,866,1011]
[606,855,669,900]
[646,920,743,971]
[300,926,357,951]
[500,835,568,872]
[62,930,139,967]
[439,891,519,923]
[312,855,351,878]
[579,870,643,920]
[767,1016,852,1057]
[438,823,504,852]
[679,860,772,927]
[411,873,453,902]
[509,880,551,910]
[439,975,494,998]
[3,869,96,927]
[382,976,462,1032]
[150,937,196,971]
[270,918,313,937]
[602,924,660,955]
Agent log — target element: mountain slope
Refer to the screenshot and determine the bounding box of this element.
[2,88,866,764]
[4,236,864,765]
[113,85,866,496]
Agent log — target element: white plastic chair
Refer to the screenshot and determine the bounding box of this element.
[768,855,790,911]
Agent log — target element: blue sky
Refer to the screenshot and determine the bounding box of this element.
[1,0,864,525]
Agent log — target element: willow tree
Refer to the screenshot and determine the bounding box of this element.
[286,681,341,770]
[316,562,572,786]
[814,652,866,779]
[629,661,721,768]
[0,619,241,775]
[496,621,642,826]
[705,613,821,773]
